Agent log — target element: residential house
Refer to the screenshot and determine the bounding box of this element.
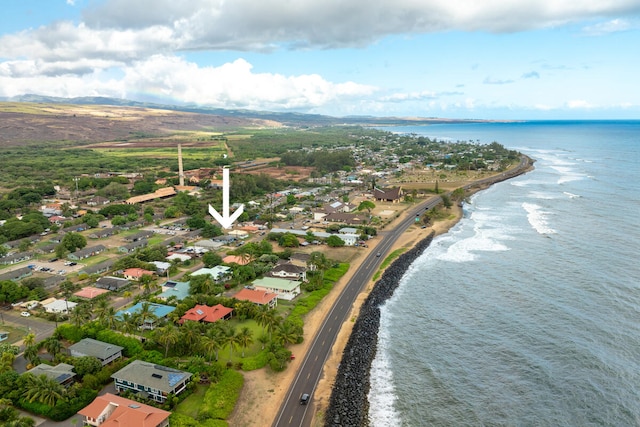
[124,230,155,242]
[59,224,86,234]
[36,242,57,254]
[42,203,63,217]
[86,196,110,207]
[115,303,175,330]
[180,304,233,324]
[78,393,170,427]
[88,228,117,239]
[268,262,307,282]
[2,236,39,250]
[322,212,366,225]
[290,253,312,270]
[373,186,403,203]
[118,239,148,253]
[25,363,76,387]
[166,253,191,263]
[222,255,250,265]
[150,261,171,276]
[111,360,192,403]
[191,266,231,282]
[0,251,33,265]
[252,277,301,301]
[80,259,114,276]
[68,245,107,261]
[74,286,110,300]
[95,276,130,291]
[117,220,146,230]
[123,268,155,281]
[43,299,78,314]
[0,267,32,282]
[233,288,278,308]
[69,338,124,366]
[43,274,65,289]
[157,280,190,301]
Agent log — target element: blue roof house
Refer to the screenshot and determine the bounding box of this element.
[157,280,191,301]
[116,302,176,330]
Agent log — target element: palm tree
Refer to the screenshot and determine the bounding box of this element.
[201,326,223,362]
[266,313,282,342]
[23,345,40,367]
[94,299,110,323]
[137,302,158,330]
[100,307,119,330]
[257,333,269,350]
[22,374,65,406]
[179,320,203,355]
[254,305,274,334]
[42,337,62,359]
[155,323,180,358]
[220,324,238,362]
[236,327,254,358]
[119,312,138,335]
[275,320,300,347]
[0,351,16,373]
[70,303,92,328]
[22,332,36,348]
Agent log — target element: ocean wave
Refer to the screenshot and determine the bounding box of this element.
[563,192,581,199]
[522,202,556,234]
[368,313,402,426]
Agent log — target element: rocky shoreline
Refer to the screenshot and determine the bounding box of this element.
[325,231,436,427]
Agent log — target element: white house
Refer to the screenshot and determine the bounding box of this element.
[43,299,78,314]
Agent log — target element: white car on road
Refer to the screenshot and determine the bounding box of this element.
[20,311,31,317]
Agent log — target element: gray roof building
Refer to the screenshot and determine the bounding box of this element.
[26,363,76,386]
[69,338,124,366]
[112,360,192,403]
[79,259,114,276]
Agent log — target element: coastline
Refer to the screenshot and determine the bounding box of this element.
[228,157,534,427]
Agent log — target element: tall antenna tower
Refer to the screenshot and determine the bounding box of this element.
[178,144,185,186]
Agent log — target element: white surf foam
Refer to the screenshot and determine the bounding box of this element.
[369,310,402,425]
[563,192,581,199]
[522,202,556,234]
[529,191,558,200]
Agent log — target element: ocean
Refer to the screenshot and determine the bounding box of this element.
[368,121,640,426]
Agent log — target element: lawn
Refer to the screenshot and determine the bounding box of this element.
[175,383,210,419]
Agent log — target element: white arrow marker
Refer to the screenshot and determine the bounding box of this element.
[208,167,244,229]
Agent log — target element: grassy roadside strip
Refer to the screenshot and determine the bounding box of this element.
[372,249,407,282]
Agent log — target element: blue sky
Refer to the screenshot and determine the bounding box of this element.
[1,0,639,119]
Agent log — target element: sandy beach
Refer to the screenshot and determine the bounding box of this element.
[228,200,464,427]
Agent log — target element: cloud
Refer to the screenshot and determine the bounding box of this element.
[2,0,638,65]
[566,99,594,109]
[483,77,515,85]
[0,55,376,111]
[582,18,634,35]
[521,71,540,79]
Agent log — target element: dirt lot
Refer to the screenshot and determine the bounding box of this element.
[240,165,315,182]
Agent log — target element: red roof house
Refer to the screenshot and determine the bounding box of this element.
[123,268,155,281]
[78,393,170,427]
[180,304,233,324]
[233,288,278,308]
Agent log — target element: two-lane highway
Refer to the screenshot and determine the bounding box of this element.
[273,156,532,427]
[273,197,440,427]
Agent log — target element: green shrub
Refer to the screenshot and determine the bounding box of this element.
[56,324,84,343]
[197,370,243,421]
[96,329,143,357]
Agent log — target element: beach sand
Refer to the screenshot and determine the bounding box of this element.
[228,202,463,427]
